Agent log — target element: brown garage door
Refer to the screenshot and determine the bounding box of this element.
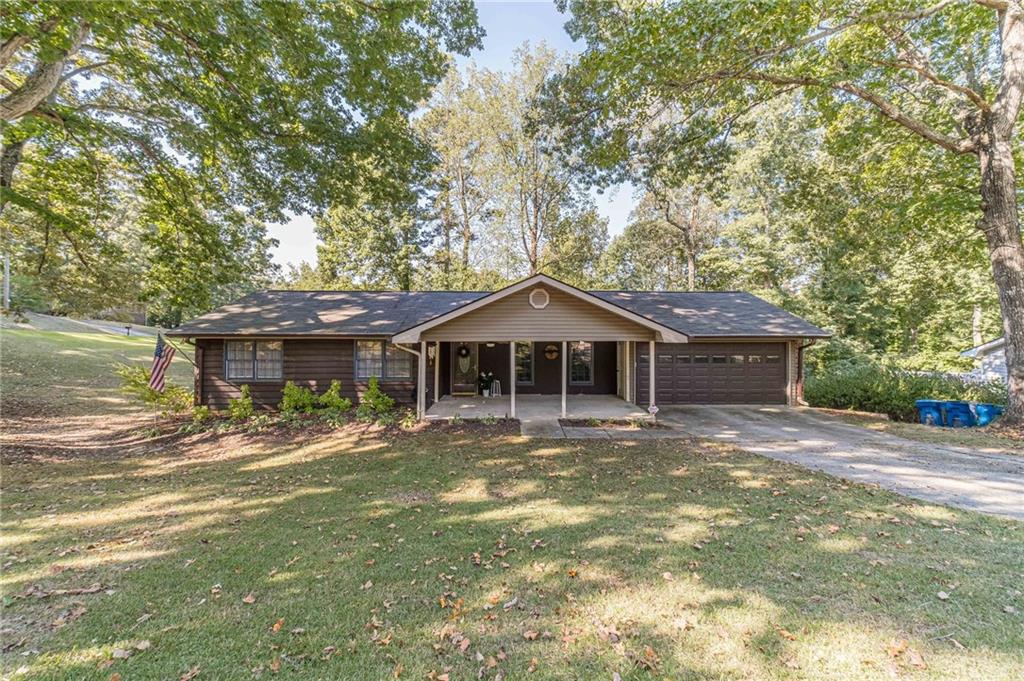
[638,342,788,404]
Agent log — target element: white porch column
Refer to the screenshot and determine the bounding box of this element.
[648,340,656,410]
[561,340,567,418]
[433,341,440,404]
[624,341,631,403]
[418,340,427,419]
[509,341,516,418]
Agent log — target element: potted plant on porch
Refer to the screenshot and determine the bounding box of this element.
[478,371,495,397]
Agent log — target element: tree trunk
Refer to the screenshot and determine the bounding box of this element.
[686,250,696,291]
[977,131,1024,422]
[0,138,24,215]
[972,304,983,347]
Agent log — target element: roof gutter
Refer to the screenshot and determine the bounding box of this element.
[795,339,817,406]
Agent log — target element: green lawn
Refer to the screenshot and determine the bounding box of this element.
[0,329,193,418]
[2,330,1022,679]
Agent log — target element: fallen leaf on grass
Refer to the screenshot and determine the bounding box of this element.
[180,666,200,681]
[135,640,152,651]
[523,630,538,641]
[272,618,284,633]
[242,593,256,604]
[937,591,950,601]
[886,638,908,658]
[662,572,674,581]
[774,626,797,641]
[361,580,373,590]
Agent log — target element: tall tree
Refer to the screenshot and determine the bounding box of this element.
[552,0,1024,421]
[417,69,492,287]
[475,45,601,278]
[632,181,721,291]
[1,0,482,316]
[315,191,425,291]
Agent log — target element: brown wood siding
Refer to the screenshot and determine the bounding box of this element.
[636,341,788,405]
[197,338,418,410]
[422,285,656,341]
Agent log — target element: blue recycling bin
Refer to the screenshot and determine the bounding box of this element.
[915,400,944,426]
[974,403,1004,426]
[943,401,976,428]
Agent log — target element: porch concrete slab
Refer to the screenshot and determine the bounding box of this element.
[426,394,650,439]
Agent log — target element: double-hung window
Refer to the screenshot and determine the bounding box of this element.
[515,341,533,385]
[569,341,593,385]
[225,340,283,380]
[356,341,411,379]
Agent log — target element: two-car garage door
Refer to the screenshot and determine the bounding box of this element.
[637,342,788,405]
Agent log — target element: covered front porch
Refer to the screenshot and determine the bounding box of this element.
[424,394,651,422]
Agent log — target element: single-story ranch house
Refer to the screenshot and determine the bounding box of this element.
[167,274,830,419]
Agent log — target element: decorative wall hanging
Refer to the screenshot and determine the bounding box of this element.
[544,344,559,360]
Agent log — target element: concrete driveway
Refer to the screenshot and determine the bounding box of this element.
[659,406,1024,520]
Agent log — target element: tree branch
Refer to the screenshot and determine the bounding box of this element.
[743,71,977,154]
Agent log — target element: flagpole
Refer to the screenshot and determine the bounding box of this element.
[160,333,198,368]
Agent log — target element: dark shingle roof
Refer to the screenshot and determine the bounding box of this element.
[166,290,488,337]
[167,288,830,339]
[589,291,830,338]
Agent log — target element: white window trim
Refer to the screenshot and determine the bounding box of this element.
[224,340,283,382]
[528,287,550,309]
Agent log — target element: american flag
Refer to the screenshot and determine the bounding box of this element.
[148,334,176,392]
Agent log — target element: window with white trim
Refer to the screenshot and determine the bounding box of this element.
[385,343,412,379]
[515,341,533,384]
[356,341,412,379]
[225,340,283,380]
[569,341,593,385]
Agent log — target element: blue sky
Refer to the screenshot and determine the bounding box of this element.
[266,0,636,270]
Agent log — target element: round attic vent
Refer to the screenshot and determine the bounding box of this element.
[529,288,550,309]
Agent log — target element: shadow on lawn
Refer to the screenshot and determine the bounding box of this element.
[2,428,1022,680]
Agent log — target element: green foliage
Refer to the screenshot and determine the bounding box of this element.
[192,405,211,423]
[355,377,396,422]
[228,385,255,422]
[805,364,1007,423]
[114,363,192,413]
[279,381,317,414]
[399,410,419,430]
[318,380,353,413]
[2,0,482,318]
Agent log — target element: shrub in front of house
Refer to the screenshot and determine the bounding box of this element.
[317,379,353,412]
[356,377,396,422]
[279,381,318,414]
[228,384,255,421]
[115,363,192,413]
[805,363,1007,422]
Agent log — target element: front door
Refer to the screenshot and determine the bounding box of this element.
[451,342,478,395]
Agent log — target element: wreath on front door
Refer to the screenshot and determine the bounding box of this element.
[544,344,559,360]
[456,344,472,374]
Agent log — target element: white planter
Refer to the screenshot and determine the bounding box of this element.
[483,389,491,397]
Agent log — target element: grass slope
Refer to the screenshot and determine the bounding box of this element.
[1,329,193,418]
